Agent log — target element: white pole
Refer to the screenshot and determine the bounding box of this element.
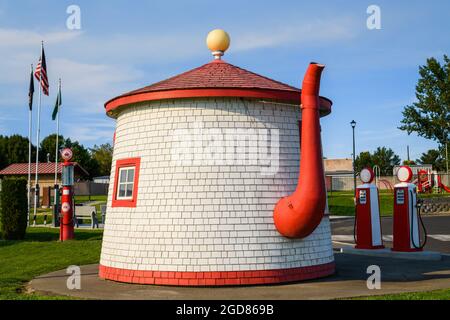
[442,131,448,174]
[33,42,43,225]
[28,64,33,226]
[54,79,61,187]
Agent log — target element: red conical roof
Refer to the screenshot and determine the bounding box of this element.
[128,60,299,93]
[105,60,332,117]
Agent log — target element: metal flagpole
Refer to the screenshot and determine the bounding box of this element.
[28,64,33,226]
[33,42,43,225]
[55,79,61,186]
[53,79,61,227]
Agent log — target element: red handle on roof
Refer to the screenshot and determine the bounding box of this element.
[273,63,327,238]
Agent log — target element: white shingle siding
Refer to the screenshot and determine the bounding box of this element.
[100,98,334,272]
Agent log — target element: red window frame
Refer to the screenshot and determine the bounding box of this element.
[112,157,141,208]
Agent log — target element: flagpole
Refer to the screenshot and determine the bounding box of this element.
[28,64,33,226]
[54,79,61,186]
[33,41,43,225]
[53,79,61,227]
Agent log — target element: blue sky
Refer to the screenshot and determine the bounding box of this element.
[0,0,449,160]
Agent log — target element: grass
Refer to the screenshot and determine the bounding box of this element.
[351,289,450,300]
[0,223,449,300]
[29,195,108,225]
[74,195,107,204]
[328,190,449,216]
[0,227,103,300]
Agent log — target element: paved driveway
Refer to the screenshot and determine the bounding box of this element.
[331,215,450,254]
[29,253,450,300]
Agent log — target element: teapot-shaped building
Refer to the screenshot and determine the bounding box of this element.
[99,30,335,286]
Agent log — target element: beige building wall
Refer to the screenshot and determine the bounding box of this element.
[324,159,353,173]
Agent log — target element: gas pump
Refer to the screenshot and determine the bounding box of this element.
[60,148,75,241]
[355,168,384,249]
[392,166,427,252]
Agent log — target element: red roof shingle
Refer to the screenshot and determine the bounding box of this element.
[105,59,332,116]
[0,163,89,176]
[126,60,299,95]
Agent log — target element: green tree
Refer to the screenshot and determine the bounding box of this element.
[39,134,65,163]
[416,149,446,172]
[37,135,100,178]
[90,143,113,176]
[399,55,450,169]
[372,147,401,176]
[0,135,36,169]
[354,147,400,176]
[64,138,99,178]
[0,178,28,240]
[354,151,373,173]
[403,160,417,166]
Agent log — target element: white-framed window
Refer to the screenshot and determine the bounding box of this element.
[116,166,135,200]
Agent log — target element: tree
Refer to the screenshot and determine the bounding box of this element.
[399,55,450,164]
[403,160,417,166]
[0,135,36,169]
[416,149,446,172]
[354,151,373,173]
[39,134,65,163]
[0,178,28,240]
[38,134,100,178]
[64,138,99,178]
[354,147,400,176]
[91,143,113,176]
[372,147,401,176]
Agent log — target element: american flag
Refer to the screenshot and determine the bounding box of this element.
[34,45,49,96]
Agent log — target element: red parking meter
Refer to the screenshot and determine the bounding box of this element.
[355,168,384,249]
[60,148,75,241]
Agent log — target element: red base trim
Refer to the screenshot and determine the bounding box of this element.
[105,88,332,118]
[99,262,335,286]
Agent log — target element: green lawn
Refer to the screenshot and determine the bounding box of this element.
[351,289,450,300]
[1,227,450,300]
[328,191,449,216]
[0,227,103,300]
[74,195,108,204]
[29,195,108,225]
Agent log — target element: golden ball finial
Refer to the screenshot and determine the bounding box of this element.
[206,29,230,60]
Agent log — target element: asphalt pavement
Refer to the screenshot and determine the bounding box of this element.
[331,214,450,254]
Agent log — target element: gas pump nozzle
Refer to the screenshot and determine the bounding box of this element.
[416,198,424,209]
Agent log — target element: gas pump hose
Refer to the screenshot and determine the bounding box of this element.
[410,190,428,249]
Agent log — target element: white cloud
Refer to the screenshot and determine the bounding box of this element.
[0,16,365,148]
[49,58,144,114]
[231,17,358,52]
[63,119,115,144]
[0,28,81,48]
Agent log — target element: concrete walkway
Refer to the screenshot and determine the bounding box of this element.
[28,252,450,300]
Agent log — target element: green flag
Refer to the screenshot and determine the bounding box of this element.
[52,83,61,121]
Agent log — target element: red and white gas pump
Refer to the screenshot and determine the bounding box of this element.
[392,166,427,252]
[60,148,75,242]
[355,168,384,249]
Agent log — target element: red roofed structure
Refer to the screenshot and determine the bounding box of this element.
[100,30,336,286]
[105,60,332,116]
[0,163,89,200]
[0,162,88,177]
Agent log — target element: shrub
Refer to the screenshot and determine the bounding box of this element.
[0,178,28,240]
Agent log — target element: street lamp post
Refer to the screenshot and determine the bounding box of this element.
[351,120,357,196]
[442,130,448,175]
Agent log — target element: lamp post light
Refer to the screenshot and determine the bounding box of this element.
[442,130,448,175]
[351,120,357,196]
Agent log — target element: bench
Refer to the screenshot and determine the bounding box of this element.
[74,205,99,229]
